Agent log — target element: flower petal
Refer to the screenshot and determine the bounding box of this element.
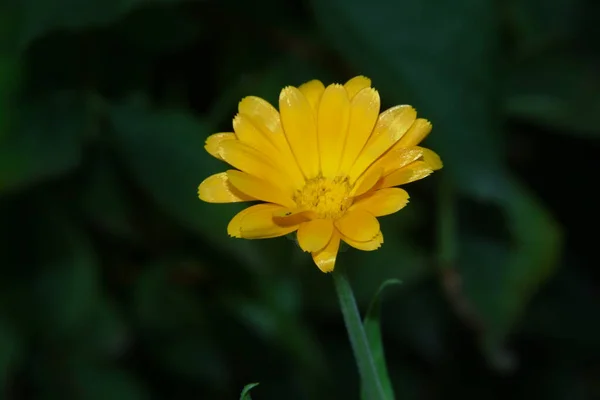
[395,118,432,148]
[228,203,299,239]
[299,79,325,114]
[318,84,350,177]
[418,147,443,170]
[198,172,255,203]
[238,96,282,137]
[339,88,380,174]
[364,147,423,178]
[341,231,383,251]
[334,209,380,242]
[349,105,417,182]
[312,232,341,273]
[297,219,334,252]
[377,161,433,189]
[238,96,305,186]
[205,132,236,160]
[233,114,279,154]
[227,170,296,208]
[272,209,315,226]
[344,76,371,99]
[279,86,320,179]
[351,167,382,197]
[351,188,409,216]
[217,140,293,193]
[233,114,304,189]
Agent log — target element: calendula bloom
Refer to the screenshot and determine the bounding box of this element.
[198,76,442,272]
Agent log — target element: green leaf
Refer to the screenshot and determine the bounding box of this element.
[0,320,20,391]
[132,262,205,334]
[109,98,280,272]
[505,53,600,138]
[0,91,89,195]
[34,216,101,339]
[361,279,401,400]
[17,0,141,48]
[0,56,19,141]
[456,177,562,369]
[72,366,149,400]
[79,155,138,241]
[310,0,508,199]
[506,0,586,54]
[239,382,260,400]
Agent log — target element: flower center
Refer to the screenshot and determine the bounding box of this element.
[294,176,353,219]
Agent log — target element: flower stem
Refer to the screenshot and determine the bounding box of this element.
[332,267,387,400]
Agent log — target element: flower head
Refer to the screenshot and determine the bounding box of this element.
[198,76,442,272]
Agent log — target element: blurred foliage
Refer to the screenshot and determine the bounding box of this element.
[0,0,598,399]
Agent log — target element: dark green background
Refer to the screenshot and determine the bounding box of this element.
[1,0,598,398]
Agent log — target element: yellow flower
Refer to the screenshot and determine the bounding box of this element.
[198,76,442,272]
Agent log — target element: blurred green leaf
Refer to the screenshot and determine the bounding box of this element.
[458,178,562,369]
[109,98,281,271]
[84,299,129,358]
[73,366,149,400]
[239,382,259,400]
[116,3,204,53]
[18,0,141,48]
[133,262,205,333]
[505,53,600,137]
[0,56,19,140]
[34,218,100,339]
[157,334,229,386]
[79,155,138,240]
[0,320,20,391]
[506,0,586,54]
[311,0,509,199]
[361,279,401,400]
[0,91,89,195]
[225,278,328,379]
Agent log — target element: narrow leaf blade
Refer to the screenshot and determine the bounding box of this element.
[239,382,260,400]
[361,279,402,400]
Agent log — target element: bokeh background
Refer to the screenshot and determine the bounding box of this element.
[1,0,599,398]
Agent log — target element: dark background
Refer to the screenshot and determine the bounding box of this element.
[1,0,599,399]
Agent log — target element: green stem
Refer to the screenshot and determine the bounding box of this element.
[332,267,387,400]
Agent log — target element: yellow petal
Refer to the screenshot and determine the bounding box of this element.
[272,209,315,226]
[297,219,334,252]
[349,105,417,181]
[299,80,325,114]
[238,96,305,186]
[227,170,296,208]
[378,161,433,189]
[418,147,443,170]
[344,76,371,99]
[334,209,380,242]
[205,132,236,160]
[318,84,350,177]
[395,118,432,148]
[341,231,383,251]
[238,96,282,137]
[365,146,423,178]
[233,114,279,154]
[312,232,341,273]
[233,114,304,190]
[198,172,254,203]
[228,203,299,239]
[351,167,382,197]
[217,140,292,193]
[365,105,415,148]
[279,86,320,179]
[339,88,380,174]
[351,188,409,216]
